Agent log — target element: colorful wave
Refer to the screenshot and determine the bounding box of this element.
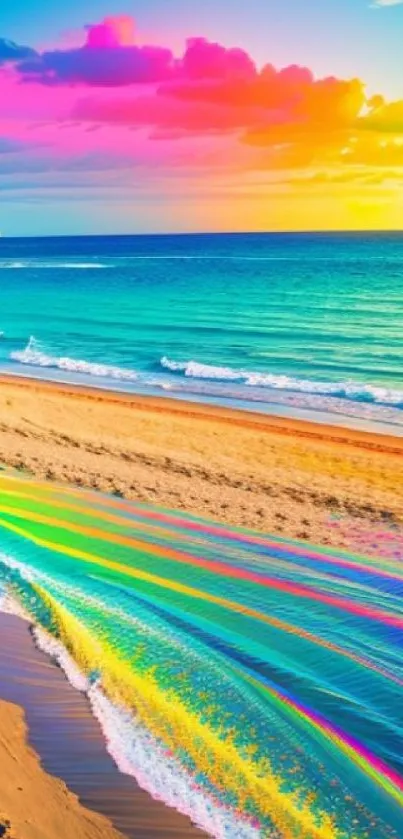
[0,469,402,838]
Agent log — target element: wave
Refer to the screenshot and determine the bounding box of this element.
[0,261,106,269]
[160,356,403,408]
[7,340,403,414]
[34,629,261,839]
[0,554,261,839]
[10,337,138,382]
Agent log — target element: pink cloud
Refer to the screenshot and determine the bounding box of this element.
[73,90,269,134]
[180,37,256,81]
[85,16,137,49]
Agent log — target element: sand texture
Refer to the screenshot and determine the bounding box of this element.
[0,699,125,839]
[0,374,401,549]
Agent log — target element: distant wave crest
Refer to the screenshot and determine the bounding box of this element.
[160,356,403,408]
[0,260,106,269]
[10,337,138,382]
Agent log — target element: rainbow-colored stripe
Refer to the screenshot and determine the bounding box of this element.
[0,470,401,838]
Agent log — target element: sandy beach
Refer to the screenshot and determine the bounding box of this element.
[0,702,124,839]
[0,373,401,551]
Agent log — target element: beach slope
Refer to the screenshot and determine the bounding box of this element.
[0,374,401,548]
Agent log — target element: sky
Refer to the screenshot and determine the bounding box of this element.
[1,0,403,235]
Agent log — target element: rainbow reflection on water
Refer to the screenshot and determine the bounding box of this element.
[0,470,401,838]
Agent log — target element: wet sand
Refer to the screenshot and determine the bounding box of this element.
[0,373,401,548]
[0,612,207,839]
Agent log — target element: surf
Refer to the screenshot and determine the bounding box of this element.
[10,337,138,382]
[160,357,403,408]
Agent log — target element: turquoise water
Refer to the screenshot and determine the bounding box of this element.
[0,232,402,431]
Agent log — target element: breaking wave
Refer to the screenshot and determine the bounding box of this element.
[35,630,262,839]
[6,339,403,419]
[0,260,106,269]
[160,357,403,408]
[10,337,138,382]
[0,552,262,839]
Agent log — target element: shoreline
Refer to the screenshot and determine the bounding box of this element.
[0,611,207,839]
[1,371,403,453]
[0,613,125,839]
[0,698,122,839]
[2,364,403,438]
[0,372,402,551]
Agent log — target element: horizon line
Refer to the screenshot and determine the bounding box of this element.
[1,229,403,240]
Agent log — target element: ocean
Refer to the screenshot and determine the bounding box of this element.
[0,231,402,433]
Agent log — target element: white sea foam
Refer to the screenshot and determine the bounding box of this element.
[0,261,26,269]
[9,337,402,412]
[0,551,38,585]
[10,337,138,382]
[0,553,31,619]
[33,628,263,839]
[33,626,90,692]
[0,552,263,836]
[0,261,106,269]
[160,357,403,408]
[0,587,29,620]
